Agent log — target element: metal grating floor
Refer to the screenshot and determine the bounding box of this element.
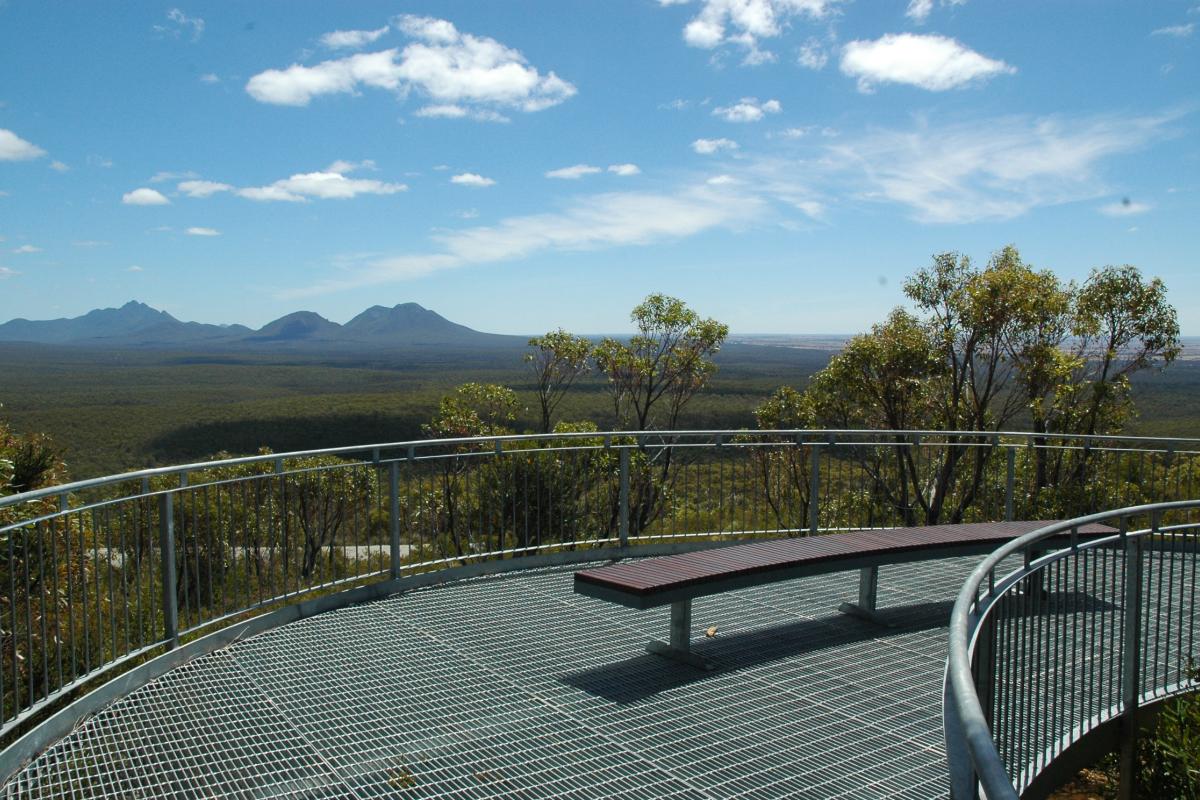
[3,556,981,799]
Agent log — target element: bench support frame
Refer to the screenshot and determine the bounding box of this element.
[837,566,896,627]
[646,600,714,670]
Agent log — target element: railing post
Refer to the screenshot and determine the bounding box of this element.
[1004,446,1016,522]
[808,443,821,535]
[1118,517,1142,800]
[389,461,401,580]
[618,447,630,547]
[158,492,178,650]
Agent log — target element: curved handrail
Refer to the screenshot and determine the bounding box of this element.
[946,499,1200,798]
[4,428,1198,511]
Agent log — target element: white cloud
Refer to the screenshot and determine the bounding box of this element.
[773,126,812,139]
[122,188,171,206]
[49,160,69,172]
[177,179,232,197]
[199,73,220,84]
[12,244,41,254]
[320,26,390,49]
[1152,23,1195,37]
[246,16,576,117]
[151,170,197,183]
[692,137,739,154]
[0,129,46,161]
[73,240,109,248]
[154,8,204,41]
[608,163,641,176]
[670,0,840,64]
[282,183,765,296]
[905,0,965,22]
[326,159,377,174]
[239,171,408,201]
[87,155,114,168]
[450,172,496,187]
[127,265,145,273]
[546,164,602,179]
[1099,199,1152,217]
[0,267,19,279]
[798,38,828,69]
[660,98,691,110]
[840,33,1015,92]
[817,111,1173,223]
[454,208,480,219]
[707,174,737,185]
[186,226,221,236]
[414,104,510,122]
[713,97,781,122]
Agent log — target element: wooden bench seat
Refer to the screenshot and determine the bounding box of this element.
[574,521,1116,669]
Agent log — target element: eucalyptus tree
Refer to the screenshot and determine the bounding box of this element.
[525,329,592,434]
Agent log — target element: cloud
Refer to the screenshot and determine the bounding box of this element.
[608,163,641,176]
[246,16,576,117]
[177,179,232,197]
[154,8,204,41]
[238,171,407,201]
[0,267,19,279]
[840,33,1015,92]
[186,226,221,236]
[0,129,46,161]
[817,111,1175,222]
[126,265,145,273]
[199,73,220,84]
[1152,23,1194,37]
[707,174,737,185]
[122,188,171,206]
[413,104,510,122]
[660,98,691,110]
[1099,199,1152,216]
[87,154,114,168]
[72,240,109,248]
[692,137,739,154]
[282,183,765,296]
[11,244,41,253]
[151,170,199,183]
[713,97,781,122]
[326,159,377,174]
[320,26,390,49]
[772,126,812,139]
[450,172,496,186]
[669,0,840,64]
[797,38,828,69]
[546,164,602,179]
[49,160,69,172]
[905,0,965,22]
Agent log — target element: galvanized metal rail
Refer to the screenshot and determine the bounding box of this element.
[3,429,1199,789]
[945,500,1200,798]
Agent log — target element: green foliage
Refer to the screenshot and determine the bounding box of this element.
[525,329,592,433]
[422,383,518,440]
[593,293,729,431]
[1138,660,1200,799]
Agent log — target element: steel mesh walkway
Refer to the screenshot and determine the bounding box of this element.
[3,556,979,799]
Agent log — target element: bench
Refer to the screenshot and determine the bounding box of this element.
[574,520,1116,669]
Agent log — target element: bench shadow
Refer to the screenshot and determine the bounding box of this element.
[561,591,1113,704]
[561,599,953,704]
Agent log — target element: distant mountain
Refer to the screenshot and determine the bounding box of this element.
[341,303,486,344]
[245,311,341,343]
[0,300,522,351]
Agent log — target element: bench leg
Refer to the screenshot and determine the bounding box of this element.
[838,566,895,627]
[647,600,714,670]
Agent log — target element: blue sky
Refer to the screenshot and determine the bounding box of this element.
[1,1,1197,334]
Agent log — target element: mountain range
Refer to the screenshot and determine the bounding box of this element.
[0,301,523,350]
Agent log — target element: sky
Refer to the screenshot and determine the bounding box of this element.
[0,1,1197,335]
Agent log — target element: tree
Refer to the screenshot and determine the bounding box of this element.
[422,383,518,441]
[525,329,592,434]
[592,294,729,431]
[760,247,1180,525]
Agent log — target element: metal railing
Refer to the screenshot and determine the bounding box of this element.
[946,499,1200,799]
[3,428,1199,752]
